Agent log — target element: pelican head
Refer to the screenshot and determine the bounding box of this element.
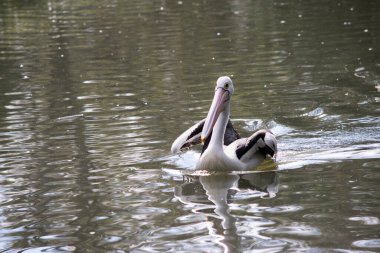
[201,76,234,143]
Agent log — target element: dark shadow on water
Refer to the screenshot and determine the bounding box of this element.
[174,168,278,253]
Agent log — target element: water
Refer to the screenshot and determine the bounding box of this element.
[0,0,379,252]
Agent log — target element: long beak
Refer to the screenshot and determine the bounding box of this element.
[201,88,229,143]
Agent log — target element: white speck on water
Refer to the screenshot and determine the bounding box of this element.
[99,29,103,33]
[280,20,286,24]
[177,1,183,5]
[354,67,366,78]
[350,7,354,11]
[298,14,303,18]
[364,29,369,33]
[212,57,215,60]
[20,64,23,68]
[321,41,325,45]
[368,48,373,51]
[160,6,164,11]
[216,32,221,36]
[23,75,29,79]
[60,54,64,58]
[297,33,301,37]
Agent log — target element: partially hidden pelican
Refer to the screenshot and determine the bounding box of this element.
[171,76,277,170]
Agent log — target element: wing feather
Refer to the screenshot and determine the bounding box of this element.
[171,119,241,154]
[171,119,205,153]
[235,129,277,160]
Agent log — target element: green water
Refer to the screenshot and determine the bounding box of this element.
[0,0,379,252]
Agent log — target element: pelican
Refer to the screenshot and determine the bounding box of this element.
[171,76,277,170]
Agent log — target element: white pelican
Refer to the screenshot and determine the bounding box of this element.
[171,76,277,170]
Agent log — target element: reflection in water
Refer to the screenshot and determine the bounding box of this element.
[0,0,379,252]
[175,171,278,253]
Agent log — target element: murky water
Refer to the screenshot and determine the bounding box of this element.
[0,0,379,252]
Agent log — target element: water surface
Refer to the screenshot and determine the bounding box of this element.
[0,0,379,252]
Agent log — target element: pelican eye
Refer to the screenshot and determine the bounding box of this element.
[224,83,229,89]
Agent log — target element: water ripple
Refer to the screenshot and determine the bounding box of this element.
[0,0,379,252]
[349,216,380,225]
[263,225,322,237]
[352,239,380,249]
[264,205,304,214]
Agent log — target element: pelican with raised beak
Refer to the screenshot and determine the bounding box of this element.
[171,76,277,170]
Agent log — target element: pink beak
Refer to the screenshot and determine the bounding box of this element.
[201,88,230,143]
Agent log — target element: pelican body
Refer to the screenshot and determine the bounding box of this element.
[171,76,277,171]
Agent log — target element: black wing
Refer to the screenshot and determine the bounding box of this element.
[171,119,240,154]
[171,119,205,153]
[235,129,277,160]
[225,120,241,145]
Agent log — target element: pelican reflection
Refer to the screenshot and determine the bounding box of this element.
[174,169,278,253]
